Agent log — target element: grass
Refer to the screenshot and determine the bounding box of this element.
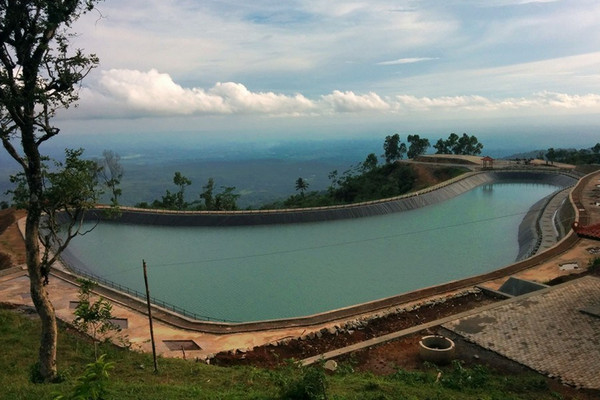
[0,305,569,400]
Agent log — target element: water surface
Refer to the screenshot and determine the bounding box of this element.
[66,182,558,322]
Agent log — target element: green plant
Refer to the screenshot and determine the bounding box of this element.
[439,360,489,391]
[588,257,600,273]
[54,354,114,400]
[274,361,329,400]
[73,279,121,360]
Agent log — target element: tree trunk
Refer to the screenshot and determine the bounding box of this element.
[25,209,58,381]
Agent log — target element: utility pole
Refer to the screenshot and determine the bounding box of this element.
[143,259,158,373]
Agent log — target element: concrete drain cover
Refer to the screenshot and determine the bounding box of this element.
[163,340,201,351]
[108,318,128,329]
[580,305,600,318]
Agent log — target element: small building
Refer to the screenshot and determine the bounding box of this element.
[481,156,494,169]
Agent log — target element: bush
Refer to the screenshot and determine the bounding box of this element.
[273,362,328,400]
[440,361,489,391]
[588,257,600,274]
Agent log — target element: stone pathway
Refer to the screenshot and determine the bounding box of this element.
[444,276,600,390]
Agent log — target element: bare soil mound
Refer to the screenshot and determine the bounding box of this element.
[0,208,26,270]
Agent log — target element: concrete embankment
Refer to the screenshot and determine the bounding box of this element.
[88,170,578,226]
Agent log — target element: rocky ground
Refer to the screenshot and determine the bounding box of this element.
[212,290,496,369]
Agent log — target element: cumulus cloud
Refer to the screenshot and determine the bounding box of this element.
[320,91,389,112]
[73,69,600,120]
[84,69,316,117]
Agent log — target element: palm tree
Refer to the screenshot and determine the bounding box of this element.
[295,177,309,196]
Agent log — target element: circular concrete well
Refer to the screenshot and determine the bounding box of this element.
[419,335,456,364]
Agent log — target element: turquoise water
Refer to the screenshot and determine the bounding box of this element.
[66,182,559,322]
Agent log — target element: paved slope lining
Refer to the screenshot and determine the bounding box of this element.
[87,170,577,227]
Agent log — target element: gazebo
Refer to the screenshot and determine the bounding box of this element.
[481,156,494,169]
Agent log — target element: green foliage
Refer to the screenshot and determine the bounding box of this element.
[0,306,571,400]
[295,177,309,195]
[144,175,239,211]
[588,257,600,273]
[382,133,407,163]
[407,134,430,159]
[273,362,328,400]
[9,149,101,212]
[199,177,215,210]
[362,153,379,172]
[434,133,483,155]
[280,162,416,208]
[542,145,600,165]
[438,360,490,390]
[73,279,120,360]
[54,354,115,400]
[391,368,434,386]
[214,186,240,210]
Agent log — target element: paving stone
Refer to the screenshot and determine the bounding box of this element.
[444,276,600,390]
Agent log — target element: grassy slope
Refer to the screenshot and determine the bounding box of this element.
[0,306,565,400]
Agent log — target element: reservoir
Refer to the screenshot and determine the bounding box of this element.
[64,182,561,322]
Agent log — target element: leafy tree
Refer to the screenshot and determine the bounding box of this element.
[0,0,102,381]
[407,134,430,159]
[382,133,407,163]
[546,148,556,165]
[199,177,215,210]
[214,186,239,210]
[152,171,191,210]
[455,133,483,155]
[295,177,309,196]
[173,171,191,210]
[73,279,120,361]
[362,153,378,172]
[434,133,483,155]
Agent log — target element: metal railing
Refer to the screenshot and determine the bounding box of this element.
[60,260,238,323]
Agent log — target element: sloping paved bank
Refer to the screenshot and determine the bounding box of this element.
[88,170,578,226]
[56,169,586,334]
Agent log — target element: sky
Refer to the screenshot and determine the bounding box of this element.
[54,0,600,150]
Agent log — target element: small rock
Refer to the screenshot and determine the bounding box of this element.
[323,360,338,372]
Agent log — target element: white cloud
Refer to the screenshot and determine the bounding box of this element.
[80,69,316,117]
[377,57,438,66]
[72,69,600,121]
[320,91,389,113]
